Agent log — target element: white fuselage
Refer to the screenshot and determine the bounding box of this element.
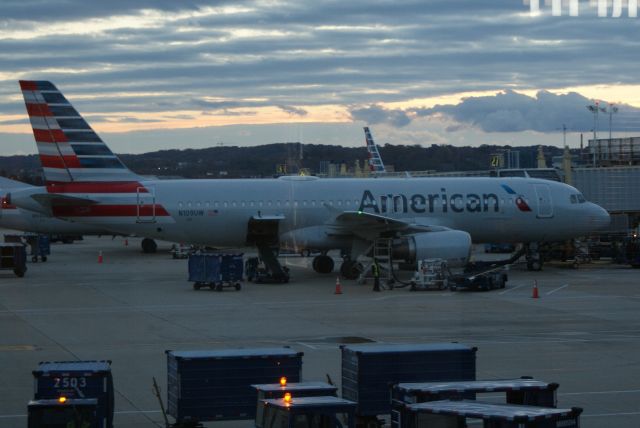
[53,176,609,247]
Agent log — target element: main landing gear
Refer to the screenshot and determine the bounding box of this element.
[312,254,334,274]
[340,258,363,280]
[141,238,158,254]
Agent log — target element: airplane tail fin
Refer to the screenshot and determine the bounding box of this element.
[19,80,140,187]
[364,127,386,173]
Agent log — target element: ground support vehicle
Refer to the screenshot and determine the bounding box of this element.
[166,348,303,427]
[341,343,476,426]
[4,233,50,262]
[261,396,357,428]
[391,378,559,428]
[404,400,582,428]
[409,259,449,291]
[171,243,195,259]
[188,252,243,290]
[253,381,338,428]
[28,398,99,428]
[33,360,114,428]
[0,243,27,277]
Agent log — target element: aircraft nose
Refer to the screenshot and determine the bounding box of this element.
[585,203,610,231]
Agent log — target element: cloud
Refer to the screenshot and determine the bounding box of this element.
[350,105,411,127]
[277,105,307,116]
[414,90,640,132]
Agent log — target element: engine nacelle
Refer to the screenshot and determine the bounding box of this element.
[392,230,472,267]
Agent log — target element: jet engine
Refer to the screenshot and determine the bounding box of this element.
[391,230,472,267]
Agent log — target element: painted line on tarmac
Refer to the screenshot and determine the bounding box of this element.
[296,342,319,350]
[498,284,525,295]
[560,388,640,396]
[546,284,569,295]
[583,411,640,418]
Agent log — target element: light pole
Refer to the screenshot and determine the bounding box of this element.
[603,103,619,141]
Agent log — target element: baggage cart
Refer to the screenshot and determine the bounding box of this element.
[391,378,558,428]
[28,398,99,428]
[341,343,476,419]
[261,396,356,428]
[0,243,27,277]
[188,252,243,290]
[253,381,337,428]
[4,233,50,262]
[404,400,582,428]
[166,347,303,424]
[33,360,114,428]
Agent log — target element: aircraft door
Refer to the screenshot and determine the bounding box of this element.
[136,186,156,223]
[534,184,553,218]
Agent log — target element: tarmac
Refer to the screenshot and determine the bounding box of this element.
[0,232,639,427]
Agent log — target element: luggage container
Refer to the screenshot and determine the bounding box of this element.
[33,360,114,428]
[391,378,558,428]
[261,396,356,428]
[188,252,243,290]
[0,243,27,277]
[28,398,98,428]
[166,347,303,424]
[405,400,582,428]
[341,343,476,418]
[253,380,337,428]
[5,233,50,262]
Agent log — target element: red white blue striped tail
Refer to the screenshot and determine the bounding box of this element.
[364,127,386,173]
[19,80,140,185]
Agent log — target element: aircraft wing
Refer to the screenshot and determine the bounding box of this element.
[331,211,447,239]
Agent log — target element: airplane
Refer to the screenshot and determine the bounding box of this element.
[8,81,610,278]
[364,127,386,173]
[0,176,159,251]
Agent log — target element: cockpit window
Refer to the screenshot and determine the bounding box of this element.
[570,194,586,204]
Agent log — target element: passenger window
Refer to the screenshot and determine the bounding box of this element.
[214,201,219,208]
[178,202,183,208]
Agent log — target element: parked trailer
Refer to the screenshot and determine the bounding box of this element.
[391,378,559,428]
[341,343,476,422]
[0,243,27,277]
[28,398,98,428]
[188,253,243,290]
[261,396,357,428]
[404,400,582,428]
[4,233,50,262]
[253,381,338,428]
[166,348,303,425]
[32,360,114,428]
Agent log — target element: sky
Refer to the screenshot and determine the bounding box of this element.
[1,0,640,155]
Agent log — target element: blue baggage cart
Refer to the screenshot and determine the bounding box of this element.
[33,360,114,428]
[404,400,582,428]
[166,347,303,423]
[188,252,243,291]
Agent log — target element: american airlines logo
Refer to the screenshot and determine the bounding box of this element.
[524,0,638,17]
[358,189,501,214]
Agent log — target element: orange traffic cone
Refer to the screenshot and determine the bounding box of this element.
[532,280,539,299]
[98,251,103,264]
[334,277,343,295]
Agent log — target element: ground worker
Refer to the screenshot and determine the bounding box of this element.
[372,259,381,292]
